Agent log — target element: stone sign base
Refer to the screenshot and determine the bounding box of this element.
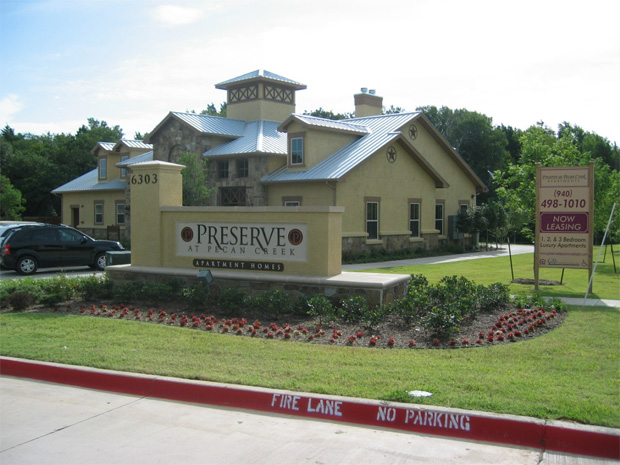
[106,265,410,307]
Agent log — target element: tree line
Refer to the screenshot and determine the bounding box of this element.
[1,105,618,243]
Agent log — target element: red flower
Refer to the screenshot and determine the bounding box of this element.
[449,339,456,346]
[433,338,440,346]
[487,335,494,342]
[347,335,357,344]
[407,339,416,348]
[369,337,378,346]
[266,332,274,339]
[497,334,505,341]
[387,337,395,347]
[308,334,315,341]
[285,332,292,339]
[356,331,364,338]
[475,339,483,344]
[461,339,470,345]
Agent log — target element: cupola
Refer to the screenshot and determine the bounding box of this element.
[215,70,306,122]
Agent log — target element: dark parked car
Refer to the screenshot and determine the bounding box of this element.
[1,224,124,275]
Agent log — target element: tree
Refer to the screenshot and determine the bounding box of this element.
[303,107,353,120]
[0,119,123,217]
[178,152,213,206]
[200,102,227,117]
[494,123,620,243]
[0,175,26,219]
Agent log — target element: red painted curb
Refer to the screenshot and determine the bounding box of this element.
[2,357,618,460]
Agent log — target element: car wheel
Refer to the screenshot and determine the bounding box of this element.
[16,256,38,275]
[94,253,107,271]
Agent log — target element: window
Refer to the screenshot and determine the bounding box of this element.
[435,203,444,235]
[291,137,304,165]
[284,201,300,207]
[236,159,248,178]
[366,201,379,240]
[99,158,107,179]
[94,202,104,225]
[116,202,125,225]
[217,161,229,179]
[58,228,82,243]
[409,202,420,237]
[220,187,246,206]
[120,156,129,178]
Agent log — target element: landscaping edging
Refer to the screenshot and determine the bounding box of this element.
[1,356,618,460]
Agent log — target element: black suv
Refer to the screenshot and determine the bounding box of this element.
[1,224,124,275]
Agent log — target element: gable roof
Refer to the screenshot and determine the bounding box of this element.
[278,114,369,135]
[204,120,286,157]
[91,141,115,154]
[262,112,421,183]
[113,140,153,151]
[262,112,486,192]
[145,112,246,143]
[215,70,306,91]
[53,151,153,194]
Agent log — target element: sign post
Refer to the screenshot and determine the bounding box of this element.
[534,163,594,292]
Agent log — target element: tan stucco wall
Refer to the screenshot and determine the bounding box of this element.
[336,139,439,237]
[284,121,358,170]
[408,122,478,215]
[266,182,335,207]
[227,98,295,122]
[59,189,126,231]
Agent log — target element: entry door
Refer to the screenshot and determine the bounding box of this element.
[71,207,80,228]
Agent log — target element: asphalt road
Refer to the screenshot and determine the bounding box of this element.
[0,266,104,280]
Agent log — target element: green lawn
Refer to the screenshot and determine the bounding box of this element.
[1,304,618,427]
[1,246,618,427]
[360,247,620,301]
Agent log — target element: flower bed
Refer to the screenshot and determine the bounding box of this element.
[49,301,565,349]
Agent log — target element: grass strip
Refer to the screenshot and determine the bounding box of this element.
[1,305,618,427]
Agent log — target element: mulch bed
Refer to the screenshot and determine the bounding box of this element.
[26,299,567,349]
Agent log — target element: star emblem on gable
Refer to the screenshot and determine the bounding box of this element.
[408,124,418,140]
[386,146,397,163]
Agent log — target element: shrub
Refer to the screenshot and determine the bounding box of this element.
[6,291,36,310]
[252,290,292,319]
[218,287,247,313]
[180,282,211,308]
[39,275,81,305]
[422,303,462,337]
[478,282,511,312]
[338,296,370,323]
[306,294,336,325]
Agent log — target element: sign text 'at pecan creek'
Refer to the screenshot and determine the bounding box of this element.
[176,222,308,262]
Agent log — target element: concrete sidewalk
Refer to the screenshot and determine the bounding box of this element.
[2,364,618,465]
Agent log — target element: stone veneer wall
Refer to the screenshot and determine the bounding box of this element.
[106,267,409,308]
[205,157,272,207]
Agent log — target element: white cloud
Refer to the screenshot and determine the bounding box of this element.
[151,5,209,25]
[0,94,23,123]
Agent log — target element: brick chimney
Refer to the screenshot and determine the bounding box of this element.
[354,88,383,117]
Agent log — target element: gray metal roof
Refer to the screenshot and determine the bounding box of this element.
[262,112,420,183]
[204,121,286,157]
[114,140,153,151]
[281,114,369,135]
[171,112,246,137]
[215,70,306,90]
[117,151,154,167]
[52,169,125,194]
[53,152,154,194]
[91,142,116,154]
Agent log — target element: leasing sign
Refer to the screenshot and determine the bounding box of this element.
[177,222,307,269]
[535,164,593,288]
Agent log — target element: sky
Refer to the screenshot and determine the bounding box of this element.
[1,0,619,145]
